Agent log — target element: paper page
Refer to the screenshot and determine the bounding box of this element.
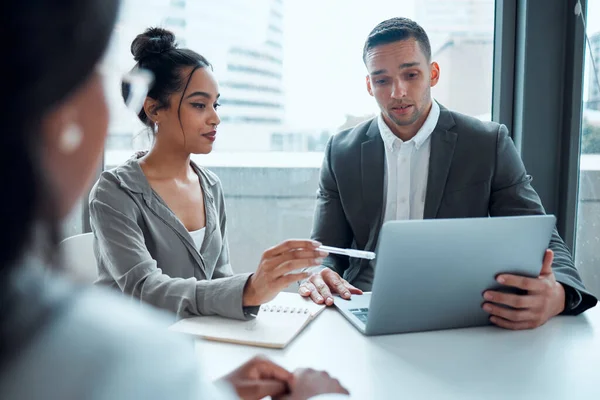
[169,292,325,348]
[170,311,310,348]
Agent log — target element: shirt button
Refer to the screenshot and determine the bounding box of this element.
[400,197,407,204]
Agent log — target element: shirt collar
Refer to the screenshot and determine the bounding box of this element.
[378,100,441,151]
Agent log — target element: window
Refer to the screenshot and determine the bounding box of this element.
[271,9,283,20]
[268,24,283,34]
[102,0,495,277]
[229,47,283,65]
[576,0,600,297]
[221,82,283,94]
[227,64,282,79]
[164,17,186,28]
[219,99,283,109]
[265,40,283,49]
[170,0,186,8]
[220,116,283,124]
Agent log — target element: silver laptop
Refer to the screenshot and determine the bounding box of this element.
[334,215,556,335]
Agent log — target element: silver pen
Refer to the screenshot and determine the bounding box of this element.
[318,245,376,260]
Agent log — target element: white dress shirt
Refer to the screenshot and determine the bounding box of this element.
[379,100,441,222]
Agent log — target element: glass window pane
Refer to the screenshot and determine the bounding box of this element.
[577,0,600,297]
[103,0,495,277]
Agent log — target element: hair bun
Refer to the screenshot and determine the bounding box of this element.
[131,27,176,62]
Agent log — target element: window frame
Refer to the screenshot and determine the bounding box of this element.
[85,0,589,259]
[500,0,588,252]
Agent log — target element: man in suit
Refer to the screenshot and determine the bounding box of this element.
[299,17,597,330]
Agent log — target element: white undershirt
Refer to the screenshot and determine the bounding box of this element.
[379,100,441,222]
[189,227,206,250]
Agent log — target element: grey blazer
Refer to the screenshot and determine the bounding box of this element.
[89,157,253,320]
[312,104,597,315]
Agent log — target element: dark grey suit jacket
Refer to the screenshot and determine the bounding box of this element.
[312,105,597,315]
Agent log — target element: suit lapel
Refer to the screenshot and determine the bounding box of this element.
[120,159,208,275]
[361,120,385,246]
[423,107,458,219]
[142,192,208,275]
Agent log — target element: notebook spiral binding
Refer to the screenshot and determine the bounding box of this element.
[260,304,310,314]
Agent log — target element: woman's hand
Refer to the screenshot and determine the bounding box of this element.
[276,368,349,400]
[220,356,292,400]
[243,239,327,306]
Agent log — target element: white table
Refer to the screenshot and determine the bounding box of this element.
[195,306,600,399]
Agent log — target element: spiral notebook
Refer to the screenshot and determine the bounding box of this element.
[169,292,326,349]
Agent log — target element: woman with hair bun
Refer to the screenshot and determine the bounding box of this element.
[90,27,328,320]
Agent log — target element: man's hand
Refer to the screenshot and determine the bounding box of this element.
[298,268,363,306]
[220,356,293,400]
[482,249,566,330]
[275,368,349,400]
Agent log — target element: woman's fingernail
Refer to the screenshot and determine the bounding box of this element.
[315,258,324,265]
[312,240,322,247]
[316,296,323,302]
[318,251,329,257]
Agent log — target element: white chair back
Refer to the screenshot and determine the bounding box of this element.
[59,233,98,284]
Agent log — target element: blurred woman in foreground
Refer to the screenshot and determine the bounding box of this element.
[0,1,347,399]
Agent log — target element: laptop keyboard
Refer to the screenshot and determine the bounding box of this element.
[349,308,369,323]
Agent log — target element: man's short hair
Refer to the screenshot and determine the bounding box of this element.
[363,17,432,64]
